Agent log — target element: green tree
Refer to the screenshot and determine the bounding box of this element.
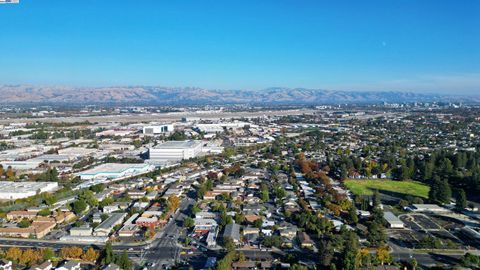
[43,194,57,206]
[340,164,348,180]
[318,239,334,266]
[79,190,98,207]
[347,205,358,224]
[215,251,236,270]
[367,221,386,247]
[103,242,114,265]
[90,183,105,193]
[43,248,55,261]
[223,237,236,252]
[223,147,235,158]
[18,218,32,228]
[116,250,132,270]
[372,189,381,208]
[455,188,467,211]
[38,208,51,217]
[290,264,308,270]
[72,199,88,214]
[341,232,360,270]
[429,175,451,204]
[261,235,283,248]
[260,183,270,202]
[184,217,194,228]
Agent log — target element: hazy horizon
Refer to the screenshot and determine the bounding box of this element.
[0,83,476,96]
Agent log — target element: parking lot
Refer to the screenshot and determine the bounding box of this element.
[389,213,465,250]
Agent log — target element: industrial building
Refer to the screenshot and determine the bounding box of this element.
[0,181,59,200]
[28,154,72,163]
[76,163,155,181]
[149,140,203,161]
[143,124,174,135]
[0,160,42,170]
[57,147,97,159]
[411,204,449,213]
[383,211,404,229]
[194,122,258,134]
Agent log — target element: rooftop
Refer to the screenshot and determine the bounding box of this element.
[78,163,150,175]
[95,213,126,231]
[153,140,202,149]
[223,223,241,240]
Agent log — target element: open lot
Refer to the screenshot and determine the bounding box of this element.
[344,179,429,198]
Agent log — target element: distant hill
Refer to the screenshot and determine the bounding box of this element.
[0,85,475,105]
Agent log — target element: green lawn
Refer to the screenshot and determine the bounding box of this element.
[344,179,429,198]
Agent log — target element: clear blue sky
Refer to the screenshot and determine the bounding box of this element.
[0,0,479,94]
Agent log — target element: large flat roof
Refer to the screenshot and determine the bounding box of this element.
[0,181,58,193]
[383,211,403,224]
[79,163,149,175]
[153,140,202,149]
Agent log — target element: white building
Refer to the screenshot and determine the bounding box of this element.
[195,122,257,134]
[69,226,93,237]
[0,181,58,200]
[28,154,72,163]
[58,147,97,159]
[76,163,155,181]
[206,229,217,248]
[143,124,174,136]
[411,204,449,213]
[56,261,81,270]
[149,140,203,161]
[0,160,42,170]
[383,211,404,229]
[194,218,218,232]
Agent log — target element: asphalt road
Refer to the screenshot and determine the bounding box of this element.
[387,239,477,268]
[0,237,142,254]
[142,196,195,269]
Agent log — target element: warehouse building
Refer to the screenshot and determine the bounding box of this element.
[0,160,42,170]
[76,163,155,181]
[149,140,203,161]
[0,181,58,200]
[28,154,72,163]
[410,204,449,213]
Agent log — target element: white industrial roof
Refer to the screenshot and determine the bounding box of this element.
[153,140,202,149]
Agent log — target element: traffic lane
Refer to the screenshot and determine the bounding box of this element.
[0,239,147,254]
[392,251,463,268]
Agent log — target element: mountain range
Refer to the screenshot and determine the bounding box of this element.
[0,85,475,105]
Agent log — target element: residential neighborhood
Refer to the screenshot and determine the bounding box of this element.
[0,104,479,270]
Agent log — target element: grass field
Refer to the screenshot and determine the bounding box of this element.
[344,179,429,198]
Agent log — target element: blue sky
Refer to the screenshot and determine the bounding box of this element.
[0,0,479,94]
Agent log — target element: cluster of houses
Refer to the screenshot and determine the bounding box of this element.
[0,209,75,239]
